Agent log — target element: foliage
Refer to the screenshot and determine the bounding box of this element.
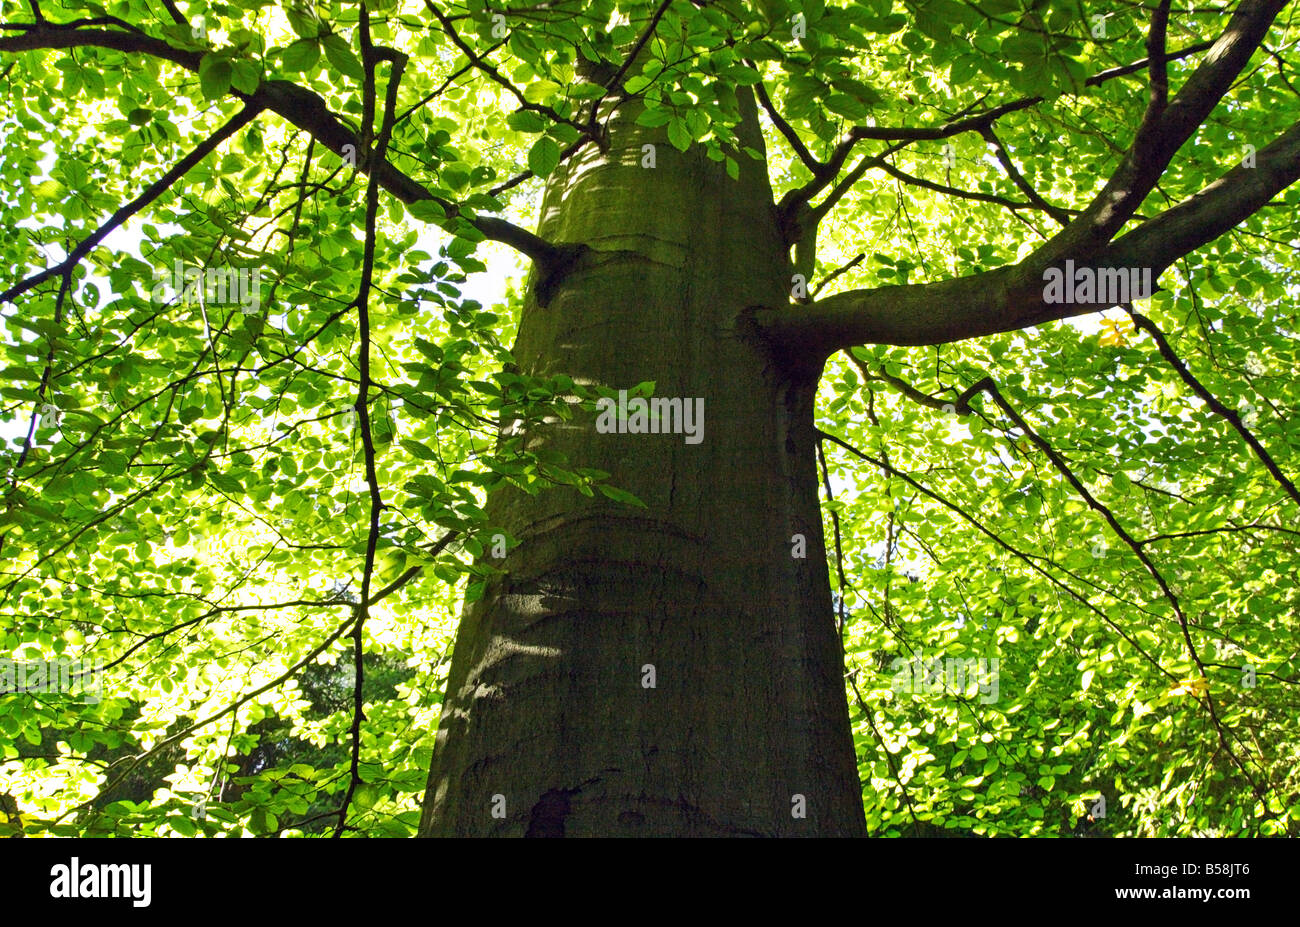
[1,0,1298,836]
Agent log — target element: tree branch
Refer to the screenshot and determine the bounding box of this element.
[752,66,821,175]
[0,23,564,266]
[812,253,864,298]
[423,0,592,139]
[1039,0,1289,264]
[817,428,1178,683]
[587,0,676,134]
[875,158,1038,212]
[754,115,1300,355]
[978,124,1071,226]
[335,33,404,839]
[965,377,1269,799]
[1146,0,1173,118]
[0,103,261,305]
[776,39,1216,223]
[1124,307,1300,508]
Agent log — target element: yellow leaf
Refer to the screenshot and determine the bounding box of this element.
[1098,318,1128,347]
[1169,677,1209,697]
[31,179,64,201]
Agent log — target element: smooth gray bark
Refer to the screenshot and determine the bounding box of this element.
[419,92,866,836]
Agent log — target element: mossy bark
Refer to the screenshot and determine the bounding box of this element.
[419,91,865,836]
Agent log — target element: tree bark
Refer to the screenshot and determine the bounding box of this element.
[419,90,866,836]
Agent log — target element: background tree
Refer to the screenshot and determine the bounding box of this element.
[1,0,1298,837]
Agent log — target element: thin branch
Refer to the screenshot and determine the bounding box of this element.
[396,40,504,125]
[1125,307,1300,508]
[777,39,1216,222]
[587,0,676,133]
[962,377,1269,801]
[816,438,850,637]
[334,34,405,838]
[158,0,186,27]
[817,428,1178,683]
[812,253,864,298]
[875,158,1035,212]
[488,134,593,196]
[1,103,262,305]
[64,611,360,829]
[422,0,591,138]
[1147,0,1174,117]
[978,125,1072,226]
[752,65,820,174]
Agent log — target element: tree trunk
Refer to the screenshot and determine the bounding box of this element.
[419,89,865,836]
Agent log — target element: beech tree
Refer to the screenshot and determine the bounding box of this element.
[1,0,1298,838]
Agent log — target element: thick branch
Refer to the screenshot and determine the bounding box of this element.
[1102,119,1300,273]
[0,23,562,265]
[755,117,1300,354]
[1039,0,1289,263]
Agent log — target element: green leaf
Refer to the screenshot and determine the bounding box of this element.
[207,470,244,494]
[198,55,232,99]
[635,108,672,128]
[285,8,319,39]
[825,93,870,120]
[400,439,438,461]
[408,200,446,222]
[527,136,561,177]
[322,35,364,80]
[667,118,691,152]
[597,484,647,507]
[230,59,261,94]
[522,80,561,104]
[506,110,547,133]
[282,38,321,73]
